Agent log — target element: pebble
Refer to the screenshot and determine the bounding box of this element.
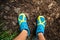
[50,13,55,17]
[4,16,7,19]
[12,21,16,26]
[37,7,39,11]
[5,6,10,11]
[10,0,15,2]
[14,7,20,13]
[48,1,56,9]
[47,16,51,20]
[55,13,59,19]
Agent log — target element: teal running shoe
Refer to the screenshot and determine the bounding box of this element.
[18,13,30,36]
[36,16,46,35]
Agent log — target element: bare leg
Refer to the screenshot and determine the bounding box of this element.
[14,30,28,40]
[38,33,45,40]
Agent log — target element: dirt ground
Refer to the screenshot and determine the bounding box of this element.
[0,0,60,40]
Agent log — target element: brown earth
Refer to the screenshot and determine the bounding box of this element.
[0,0,60,40]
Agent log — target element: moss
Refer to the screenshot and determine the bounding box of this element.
[0,31,18,40]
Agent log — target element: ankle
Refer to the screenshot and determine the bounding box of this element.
[38,33,43,36]
[22,30,28,35]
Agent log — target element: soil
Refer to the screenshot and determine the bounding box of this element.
[0,0,60,40]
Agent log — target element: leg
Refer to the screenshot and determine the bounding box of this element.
[38,33,45,40]
[36,16,46,40]
[14,13,30,40]
[14,30,28,40]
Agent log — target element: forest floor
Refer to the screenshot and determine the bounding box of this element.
[0,0,60,40]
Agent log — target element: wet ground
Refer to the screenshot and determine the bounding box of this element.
[0,0,60,40]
